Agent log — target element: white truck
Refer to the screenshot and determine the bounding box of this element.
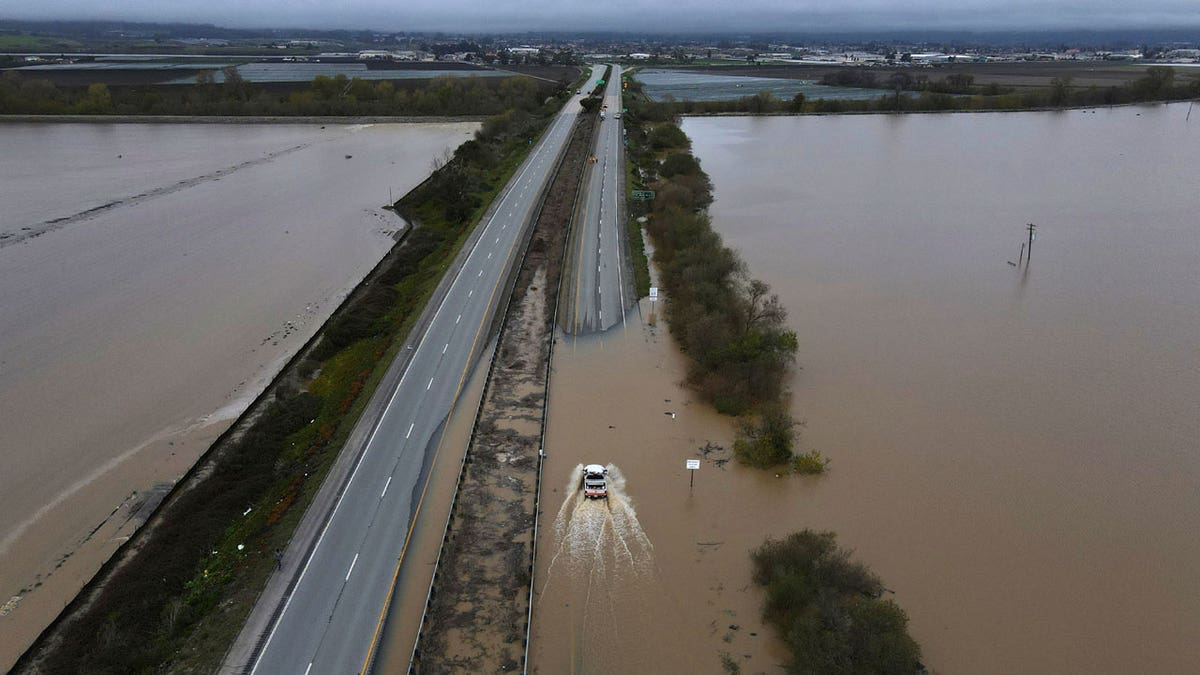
[581,464,608,499]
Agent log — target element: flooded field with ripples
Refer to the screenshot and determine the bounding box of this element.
[0,121,475,669]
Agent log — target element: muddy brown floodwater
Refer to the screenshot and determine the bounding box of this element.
[0,121,476,670]
[532,311,796,674]
[533,103,1200,675]
[684,106,1200,673]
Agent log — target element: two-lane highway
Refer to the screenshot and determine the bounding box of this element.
[568,65,634,334]
[238,66,602,675]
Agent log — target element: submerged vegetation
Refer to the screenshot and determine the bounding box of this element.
[15,84,570,674]
[620,63,1200,469]
[623,81,806,470]
[752,531,923,674]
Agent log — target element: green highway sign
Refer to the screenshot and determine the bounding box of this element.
[631,190,656,201]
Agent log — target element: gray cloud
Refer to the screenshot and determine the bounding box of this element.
[7,0,1200,32]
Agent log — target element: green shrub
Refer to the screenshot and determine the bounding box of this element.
[752,531,922,674]
[734,405,796,468]
[647,122,689,149]
[790,449,830,475]
[659,152,703,178]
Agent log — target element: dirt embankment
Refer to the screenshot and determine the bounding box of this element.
[411,110,596,672]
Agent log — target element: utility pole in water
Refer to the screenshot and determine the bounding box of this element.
[1026,223,1036,264]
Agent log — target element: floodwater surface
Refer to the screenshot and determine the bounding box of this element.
[531,322,767,674]
[683,105,1200,672]
[533,103,1199,674]
[0,121,475,669]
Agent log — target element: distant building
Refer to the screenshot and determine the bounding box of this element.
[909,52,952,64]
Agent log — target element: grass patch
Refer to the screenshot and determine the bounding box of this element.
[0,35,83,50]
[623,156,652,298]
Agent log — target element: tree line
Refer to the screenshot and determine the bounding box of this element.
[0,68,556,116]
[652,66,1200,116]
[625,101,823,471]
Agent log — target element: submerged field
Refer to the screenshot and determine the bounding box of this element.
[534,101,1200,674]
[0,121,476,670]
[684,103,1200,672]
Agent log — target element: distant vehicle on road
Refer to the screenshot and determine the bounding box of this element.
[615,113,621,119]
[582,464,608,499]
[577,89,582,94]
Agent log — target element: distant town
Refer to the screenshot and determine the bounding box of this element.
[3,19,1200,68]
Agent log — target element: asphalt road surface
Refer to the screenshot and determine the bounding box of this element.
[235,66,601,675]
[567,65,634,334]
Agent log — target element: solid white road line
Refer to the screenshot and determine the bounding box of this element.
[250,98,573,675]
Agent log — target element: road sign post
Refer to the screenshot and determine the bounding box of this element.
[631,190,656,201]
[686,458,700,490]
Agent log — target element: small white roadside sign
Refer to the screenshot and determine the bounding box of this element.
[686,459,700,470]
[649,287,659,301]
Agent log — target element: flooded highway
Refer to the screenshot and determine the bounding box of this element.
[533,102,1200,674]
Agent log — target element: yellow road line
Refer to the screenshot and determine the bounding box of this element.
[359,186,541,675]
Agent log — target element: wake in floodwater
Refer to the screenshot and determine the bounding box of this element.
[545,464,655,589]
[539,464,663,669]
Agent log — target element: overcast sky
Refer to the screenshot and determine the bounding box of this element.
[6,1,1200,33]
